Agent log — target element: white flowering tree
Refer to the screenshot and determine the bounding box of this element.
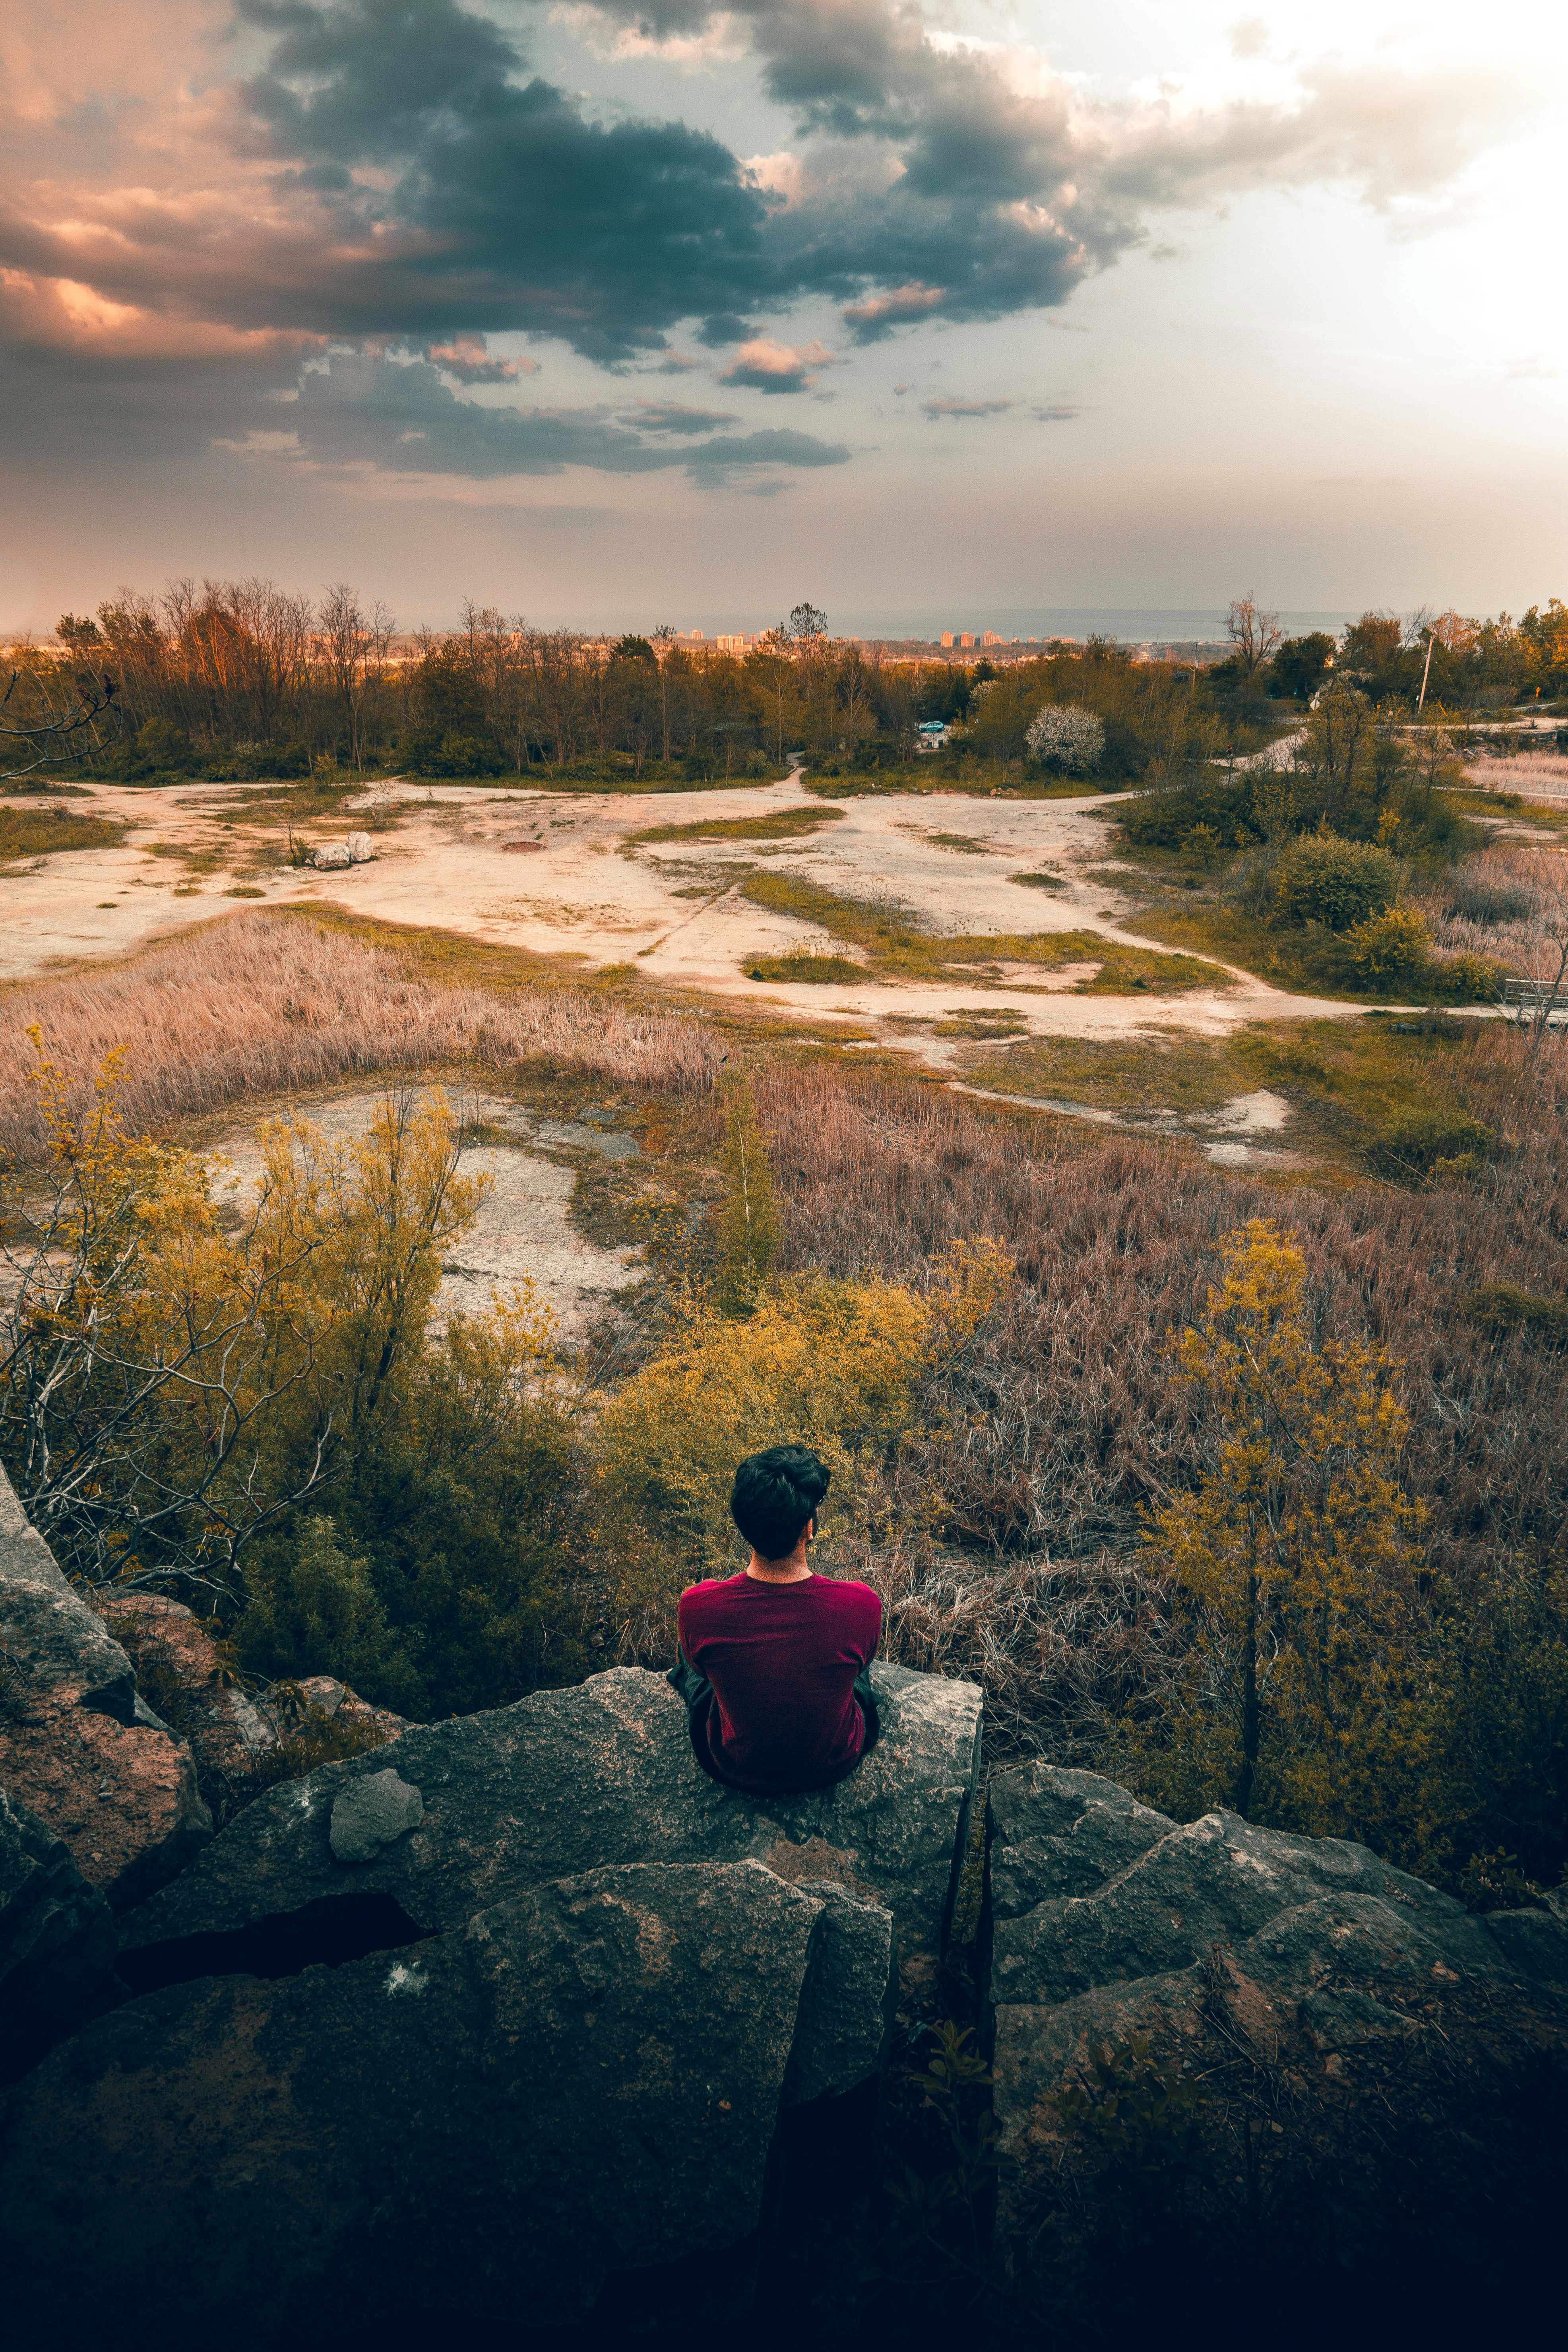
[1026,703,1105,772]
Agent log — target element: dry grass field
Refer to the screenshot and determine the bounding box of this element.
[0,913,722,1160]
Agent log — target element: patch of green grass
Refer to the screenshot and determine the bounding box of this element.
[926,832,996,853]
[933,1008,1030,1039]
[1009,871,1066,890]
[738,873,1225,994]
[224,885,267,899]
[1464,1284,1568,1344]
[1136,902,1498,1006]
[963,1016,1501,1188]
[963,1028,1237,1112]
[268,904,597,988]
[197,779,395,830]
[1443,787,1568,834]
[746,952,867,984]
[450,760,793,797]
[627,804,845,846]
[1232,1018,1498,1183]
[0,807,128,870]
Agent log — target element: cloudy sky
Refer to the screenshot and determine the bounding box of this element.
[2,0,1562,632]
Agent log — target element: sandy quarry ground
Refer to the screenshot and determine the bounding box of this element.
[208,1089,644,1346]
[5,768,1361,1042]
[8,760,1526,1184]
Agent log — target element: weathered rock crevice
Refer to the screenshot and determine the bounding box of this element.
[113,1889,434,1997]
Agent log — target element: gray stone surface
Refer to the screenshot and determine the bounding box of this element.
[0,1785,118,2082]
[990,1788,1513,2007]
[0,1472,74,1597]
[121,1661,981,1971]
[988,1759,1173,1918]
[0,1465,211,1912]
[987,1763,1568,2257]
[329,1768,424,1863]
[785,1877,894,2106]
[0,1860,829,2346]
[0,1559,138,1724]
[535,1116,640,1160]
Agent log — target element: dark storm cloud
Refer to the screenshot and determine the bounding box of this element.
[215,0,1106,362]
[1,0,1550,495]
[224,0,773,363]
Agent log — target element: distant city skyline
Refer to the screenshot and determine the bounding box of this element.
[2,2,1562,632]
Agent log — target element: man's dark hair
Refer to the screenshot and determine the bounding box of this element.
[731,1444,831,1562]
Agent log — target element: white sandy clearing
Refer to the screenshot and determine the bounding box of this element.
[948,1081,1301,1169]
[2,772,1377,1065]
[205,1089,643,1343]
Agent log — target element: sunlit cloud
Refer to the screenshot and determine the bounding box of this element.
[719,336,838,393]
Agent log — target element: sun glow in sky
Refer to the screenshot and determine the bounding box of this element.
[1,0,1562,630]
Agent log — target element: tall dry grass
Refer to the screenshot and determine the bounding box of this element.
[757,1032,1568,1621]
[1413,844,1545,964]
[1465,752,1568,801]
[0,913,722,1159]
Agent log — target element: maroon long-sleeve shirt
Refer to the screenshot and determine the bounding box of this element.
[676,1570,883,1796]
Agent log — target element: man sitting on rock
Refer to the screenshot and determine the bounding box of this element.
[670,1443,882,1796]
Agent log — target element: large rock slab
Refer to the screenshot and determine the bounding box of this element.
[120,1661,981,1980]
[0,1468,211,1911]
[987,1764,1568,2275]
[0,1786,118,2082]
[989,1763,1518,2005]
[0,1859,832,2346]
[0,1468,84,1602]
[0,1544,139,1723]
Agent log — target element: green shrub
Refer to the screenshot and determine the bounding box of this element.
[1345,907,1430,986]
[235,1514,423,1712]
[1424,1565,1568,1890]
[1433,950,1509,1004]
[104,715,200,779]
[400,727,503,777]
[1464,1285,1568,1344]
[1275,834,1399,931]
[1119,774,1257,849]
[1364,1108,1493,1185]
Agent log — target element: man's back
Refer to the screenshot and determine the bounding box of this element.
[676,1571,882,1795]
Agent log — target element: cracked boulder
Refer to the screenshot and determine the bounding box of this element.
[987,1763,1568,2277]
[2,1860,842,2346]
[0,1470,211,1912]
[120,1662,981,1990]
[99,1595,280,1788]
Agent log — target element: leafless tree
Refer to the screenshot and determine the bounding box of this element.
[321,583,395,770]
[1226,591,1283,675]
[651,625,677,762]
[0,663,124,781]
